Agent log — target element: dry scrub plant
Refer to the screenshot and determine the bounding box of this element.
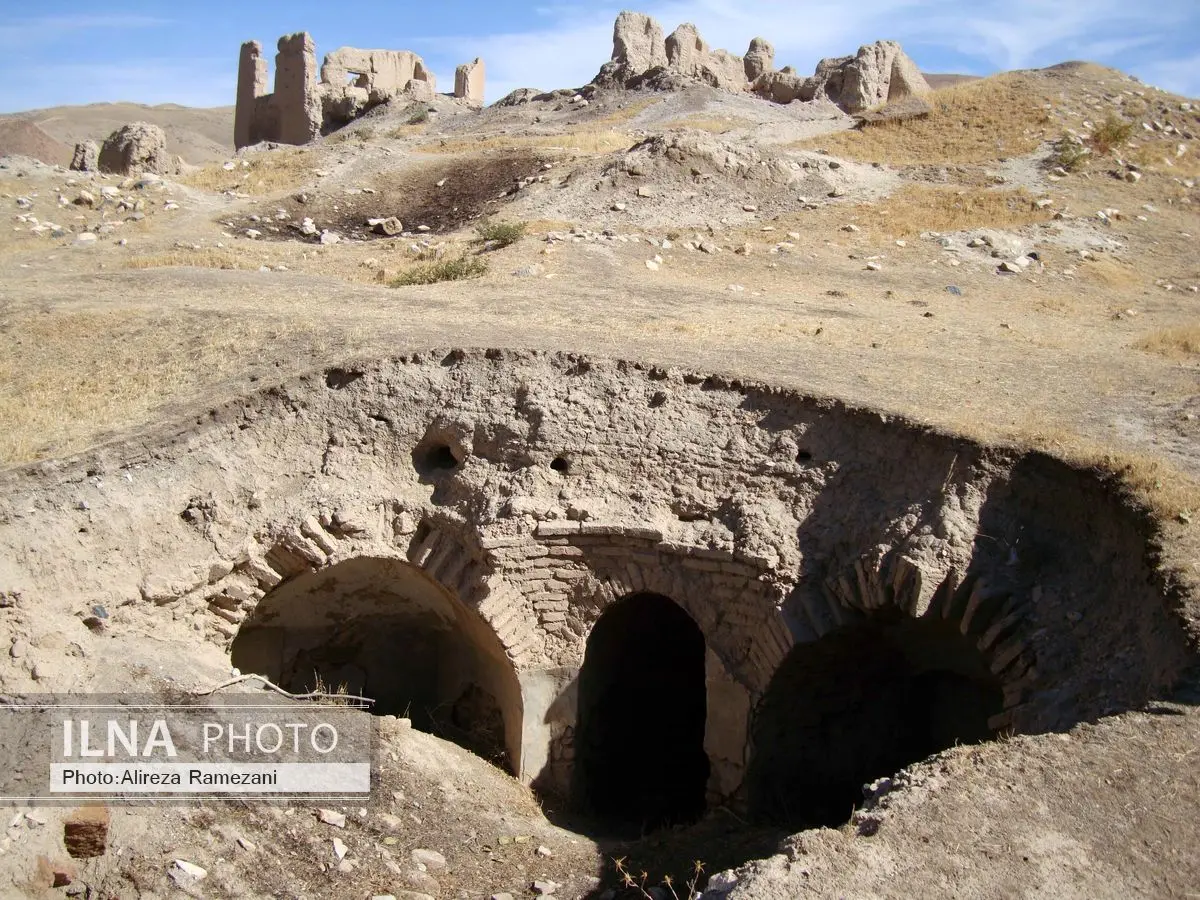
[613,856,706,900]
[475,220,527,248]
[1088,114,1134,156]
[182,150,315,196]
[391,254,488,286]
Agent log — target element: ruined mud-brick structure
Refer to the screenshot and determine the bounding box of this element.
[455,57,486,107]
[235,33,485,148]
[2,351,1191,832]
[593,11,931,112]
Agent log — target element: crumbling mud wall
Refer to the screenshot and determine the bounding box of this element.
[0,351,1192,824]
[593,10,931,112]
[455,58,486,107]
[234,33,484,148]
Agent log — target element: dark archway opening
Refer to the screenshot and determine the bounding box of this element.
[747,612,1003,830]
[230,557,521,772]
[574,592,710,835]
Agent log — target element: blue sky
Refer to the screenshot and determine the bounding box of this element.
[1,0,1198,113]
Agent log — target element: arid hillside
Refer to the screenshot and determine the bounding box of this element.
[0,15,1197,900]
[0,101,234,165]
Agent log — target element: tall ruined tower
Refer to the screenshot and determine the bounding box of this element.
[234,40,268,149]
[274,32,321,145]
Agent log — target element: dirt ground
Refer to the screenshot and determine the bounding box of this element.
[0,60,1198,899]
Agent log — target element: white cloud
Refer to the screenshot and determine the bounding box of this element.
[0,15,169,49]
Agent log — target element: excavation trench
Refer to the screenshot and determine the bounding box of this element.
[198,352,1197,835]
[7,349,1195,875]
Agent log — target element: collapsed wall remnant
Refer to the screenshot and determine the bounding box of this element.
[809,40,932,112]
[97,122,178,176]
[69,140,98,173]
[743,37,774,82]
[455,58,486,106]
[2,350,1193,833]
[234,32,485,148]
[592,10,930,113]
[275,32,322,146]
[664,22,746,90]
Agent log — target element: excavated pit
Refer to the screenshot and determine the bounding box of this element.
[1,348,1195,849]
[239,152,552,241]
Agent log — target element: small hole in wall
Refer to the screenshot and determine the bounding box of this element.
[550,457,571,474]
[797,449,813,462]
[325,368,363,390]
[418,445,459,474]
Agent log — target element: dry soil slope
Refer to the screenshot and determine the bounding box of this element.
[923,72,982,89]
[0,118,71,167]
[1,101,235,164]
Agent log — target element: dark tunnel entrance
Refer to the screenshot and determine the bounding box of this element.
[747,612,1004,829]
[574,592,710,835]
[230,557,522,772]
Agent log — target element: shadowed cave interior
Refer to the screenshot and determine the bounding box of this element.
[746,612,1005,829]
[229,557,521,771]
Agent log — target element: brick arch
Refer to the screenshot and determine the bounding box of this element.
[200,511,544,669]
[230,549,527,771]
[746,552,1026,827]
[405,520,545,668]
[577,548,793,696]
[788,551,1037,730]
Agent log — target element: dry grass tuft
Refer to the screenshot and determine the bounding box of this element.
[947,414,1200,522]
[387,122,430,139]
[1079,256,1141,289]
[519,218,575,234]
[589,96,662,127]
[1015,425,1200,521]
[417,130,636,156]
[125,247,262,271]
[798,74,1052,164]
[1134,326,1200,359]
[1127,141,1200,180]
[182,150,316,196]
[0,309,360,465]
[847,184,1053,238]
[413,99,660,156]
